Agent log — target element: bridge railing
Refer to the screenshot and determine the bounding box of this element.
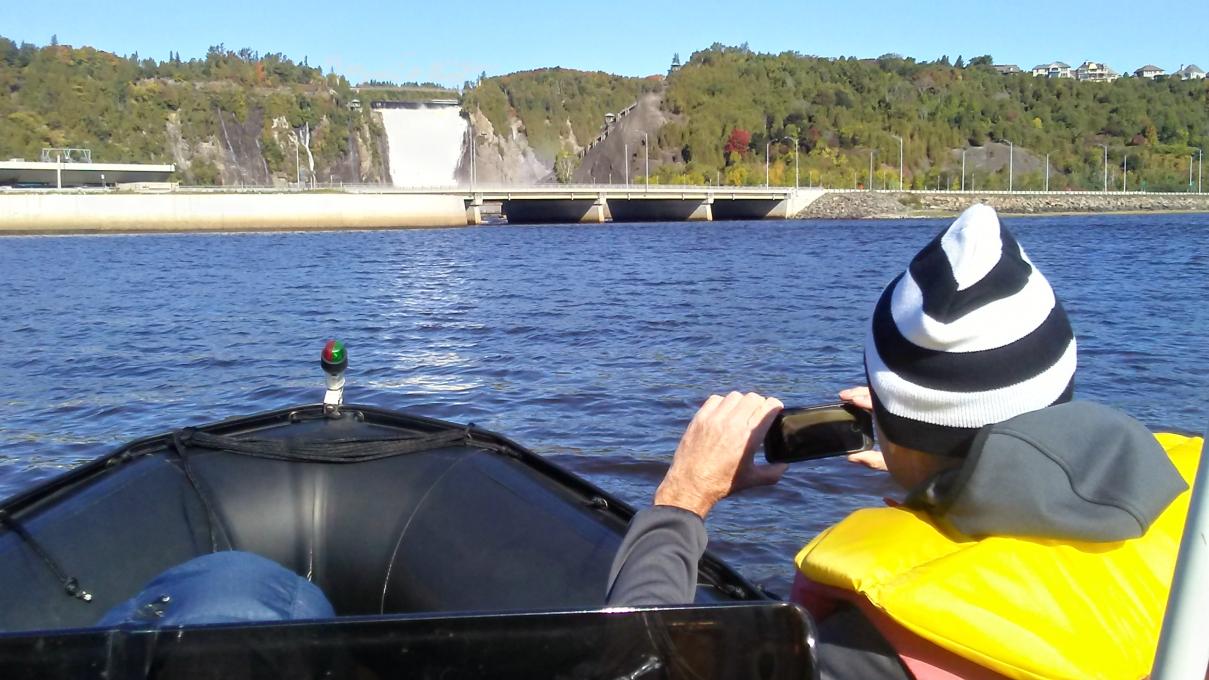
[28,182,1203,197]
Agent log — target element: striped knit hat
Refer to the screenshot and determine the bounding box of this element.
[865,204,1076,458]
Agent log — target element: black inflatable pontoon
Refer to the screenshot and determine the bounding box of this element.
[0,344,817,678]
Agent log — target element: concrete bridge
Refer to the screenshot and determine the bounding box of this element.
[363,184,827,224]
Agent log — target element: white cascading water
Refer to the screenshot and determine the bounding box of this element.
[378,105,468,187]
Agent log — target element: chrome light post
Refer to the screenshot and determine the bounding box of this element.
[891,134,903,190]
[961,149,967,191]
[999,139,1014,192]
[765,140,772,187]
[642,132,649,189]
[791,137,799,189]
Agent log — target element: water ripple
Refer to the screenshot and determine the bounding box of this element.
[1,214,1207,592]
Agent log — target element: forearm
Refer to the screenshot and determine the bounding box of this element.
[605,506,707,606]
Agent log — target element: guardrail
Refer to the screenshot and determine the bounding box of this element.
[4,183,1204,197]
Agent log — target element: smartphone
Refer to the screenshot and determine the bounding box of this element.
[763,403,875,464]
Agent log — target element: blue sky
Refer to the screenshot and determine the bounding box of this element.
[3,0,1206,86]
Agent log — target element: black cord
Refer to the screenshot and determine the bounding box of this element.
[170,429,223,552]
[0,509,93,602]
[179,428,472,463]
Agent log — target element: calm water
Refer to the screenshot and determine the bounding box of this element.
[1,214,1207,593]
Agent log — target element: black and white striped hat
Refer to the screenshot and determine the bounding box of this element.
[865,204,1076,458]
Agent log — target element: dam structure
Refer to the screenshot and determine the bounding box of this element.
[374,101,467,188]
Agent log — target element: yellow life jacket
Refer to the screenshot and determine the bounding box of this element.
[795,433,1202,680]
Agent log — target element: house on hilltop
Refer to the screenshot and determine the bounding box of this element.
[1174,64,1206,80]
[992,64,1022,74]
[1031,62,1073,78]
[1134,65,1165,79]
[1075,61,1119,82]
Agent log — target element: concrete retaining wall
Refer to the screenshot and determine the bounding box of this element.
[0,193,470,235]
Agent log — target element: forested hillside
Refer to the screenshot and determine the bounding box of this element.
[4,36,1206,190]
[463,68,658,164]
[655,45,1209,190]
[0,37,387,184]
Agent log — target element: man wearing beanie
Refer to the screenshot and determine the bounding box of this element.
[606,204,1194,679]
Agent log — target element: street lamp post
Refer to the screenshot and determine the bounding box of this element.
[1123,155,1128,192]
[469,122,477,192]
[868,149,876,191]
[1000,139,1014,192]
[791,137,799,189]
[961,149,967,191]
[1195,147,1204,194]
[765,140,772,187]
[891,135,903,190]
[1100,144,1109,192]
[1045,153,1050,192]
[642,132,649,188]
[624,142,629,186]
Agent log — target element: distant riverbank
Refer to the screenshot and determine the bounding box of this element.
[797,191,1209,219]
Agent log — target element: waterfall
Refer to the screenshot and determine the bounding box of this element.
[378,104,468,187]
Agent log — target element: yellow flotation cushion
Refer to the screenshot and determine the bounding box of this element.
[795,433,1202,680]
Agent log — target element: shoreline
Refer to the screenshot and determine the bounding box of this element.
[795,190,1209,219]
[1,189,1207,235]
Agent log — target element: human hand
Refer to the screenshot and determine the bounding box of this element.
[838,385,873,411]
[838,386,887,471]
[654,392,787,519]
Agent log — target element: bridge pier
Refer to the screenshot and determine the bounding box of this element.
[466,194,484,225]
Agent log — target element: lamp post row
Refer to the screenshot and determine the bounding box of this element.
[764,137,800,189]
[577,129,1202,193]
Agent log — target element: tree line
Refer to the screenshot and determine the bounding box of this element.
[656,45,1209,190]
[0,37,373,184]
[468,44,1208,191]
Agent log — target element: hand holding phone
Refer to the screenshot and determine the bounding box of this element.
[763,403,875,464]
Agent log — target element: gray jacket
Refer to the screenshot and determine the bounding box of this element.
[605,401,1187,680]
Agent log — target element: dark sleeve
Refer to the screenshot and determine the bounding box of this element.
[605,506,707,606]
[817,606,913,680]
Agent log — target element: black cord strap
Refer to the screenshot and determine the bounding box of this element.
[170,429,223,552]
[0,509,93,602]
[176,427,473,463]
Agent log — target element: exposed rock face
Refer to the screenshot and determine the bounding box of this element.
[797,191,1209,219]
[455,109,549,185]
[573,93,668,185]
[165,108,387,187]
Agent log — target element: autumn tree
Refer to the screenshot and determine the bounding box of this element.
[724,128,751,159]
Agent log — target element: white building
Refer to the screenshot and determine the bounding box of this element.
[1075,61,1120,82]
[1031,62,1073,78]
[1174,64,1206,80]
[1134,65,1165,79]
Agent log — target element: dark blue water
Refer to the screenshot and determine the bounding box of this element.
[1,214,1207,593]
